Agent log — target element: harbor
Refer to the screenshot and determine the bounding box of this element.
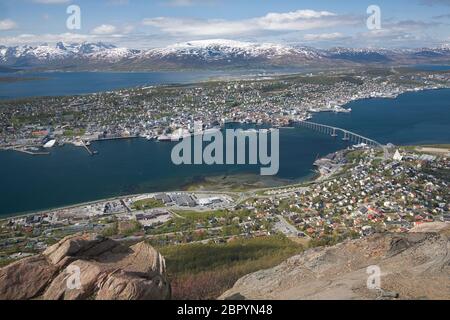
[0,88,449,217]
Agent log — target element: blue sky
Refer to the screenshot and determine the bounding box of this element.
[0,0,449,48]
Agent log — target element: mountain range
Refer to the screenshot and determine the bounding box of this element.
[1,39,449,71]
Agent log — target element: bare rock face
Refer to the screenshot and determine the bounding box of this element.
[220,224,450,300]
[96,271,169,300]
[0,255,58,300]
[0,234,171,300]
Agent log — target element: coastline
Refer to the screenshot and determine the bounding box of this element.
[1,84,449,219]
[0,172,316,221]
[2,86,449,155]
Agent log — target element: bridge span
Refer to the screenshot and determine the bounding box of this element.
[296,120,383,148]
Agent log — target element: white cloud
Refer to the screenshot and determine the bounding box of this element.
[0,19,17,31]
[303,32,346,41]
[143,9,357,37]
[92,24,118,35]
[122,24,135,34]
[0,33,97,46]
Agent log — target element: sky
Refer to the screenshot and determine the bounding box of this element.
[0,0,449,48]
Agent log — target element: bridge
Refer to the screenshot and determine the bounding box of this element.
[296,121,390,160]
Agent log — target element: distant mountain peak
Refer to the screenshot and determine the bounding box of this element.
[145,39,321,63]
[0,40,449,70]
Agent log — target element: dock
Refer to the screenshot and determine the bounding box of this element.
[11,148,50,156]
[81,141,96,156]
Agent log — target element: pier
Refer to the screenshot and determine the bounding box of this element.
[10,148,50,156]
[81,141,97,156]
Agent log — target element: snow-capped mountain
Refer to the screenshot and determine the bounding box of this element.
[143,39,320,61]
[325,47,393,63]
[0,42,138,67]
[0,44,71,64]
[0,40,449,71]
[325,46,450,63]
[0,40,323,70]
[127,39,324,70]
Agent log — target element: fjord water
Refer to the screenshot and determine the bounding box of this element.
[0,69,305,100]
[0,89,449,216]
[0,71,225,99]
[313,88,450,146]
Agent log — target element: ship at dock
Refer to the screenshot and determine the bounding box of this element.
[43,139,56,148]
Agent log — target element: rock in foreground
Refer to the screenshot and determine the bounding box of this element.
[220,224,450,300]
[0,234,171,300]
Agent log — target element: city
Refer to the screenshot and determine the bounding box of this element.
[0,0,449,306]
[1,67,449,154]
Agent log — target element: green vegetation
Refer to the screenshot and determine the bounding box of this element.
[157,235,303,300]
[345,150,365,162]
[175,209,229,220]
[102,221,118,237]
[132,198,164,210]
[281,74,342,85]
[308,229,359,248]
[147,208,255,236]
[63,128,86,137]
[0,258,14,268]
[120,220,142,236]
[423,167,450,181]
[261,82,290,93]
[419,144,450,149]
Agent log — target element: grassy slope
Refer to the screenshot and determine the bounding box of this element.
[157,235,303,300]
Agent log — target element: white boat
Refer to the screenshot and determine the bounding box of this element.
[157,135,172,142]
[43,139,56,148]
[202,128,221,135]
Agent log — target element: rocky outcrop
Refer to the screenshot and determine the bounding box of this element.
[0,234,171,300]
[220,223,450,300]
[0,255,58,300]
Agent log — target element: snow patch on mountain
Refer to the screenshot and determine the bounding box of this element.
[144,39,320,61]
[0,42,137,65]
[0,40,449,69]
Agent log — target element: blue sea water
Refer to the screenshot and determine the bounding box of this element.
[312,89,450,146]
[413,65,450,72]
[0,71,247,100]
[0,83,449,216]
[0,69,305,100]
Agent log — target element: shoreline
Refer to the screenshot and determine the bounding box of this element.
[1,86,449,219]
[0,68,316,102]
[1,134,448,220]
[2,86,450,155]
[1,142,447,221]
[0,170,317,221]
